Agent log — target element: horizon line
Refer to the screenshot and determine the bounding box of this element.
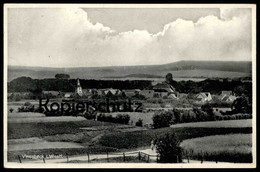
[8,60,252,69]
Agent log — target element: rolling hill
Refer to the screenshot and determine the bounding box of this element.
[7,61,252,82]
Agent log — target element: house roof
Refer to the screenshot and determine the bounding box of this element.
[197,92,210,99]
[153,82,175,93]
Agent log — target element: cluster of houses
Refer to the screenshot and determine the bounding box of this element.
[61,79,179,100]
[8,79,238,104]
[194,91,237,103]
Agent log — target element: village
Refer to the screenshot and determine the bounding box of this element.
[8,77,238,108]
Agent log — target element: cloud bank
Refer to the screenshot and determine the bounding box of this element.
[8,8,252,67]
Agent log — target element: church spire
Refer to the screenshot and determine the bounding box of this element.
[76,78,83,96]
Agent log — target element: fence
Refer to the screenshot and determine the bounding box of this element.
[16,151,160,163]
[17,150,225,163]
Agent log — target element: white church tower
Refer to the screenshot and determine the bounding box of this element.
[76,78,83,96]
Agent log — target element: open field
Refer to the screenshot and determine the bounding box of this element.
[8,112,45,118]
[171,119,252,128]
[181,134,252,163]
[8,115,86,123]
[98,127,252,150]
[9,141,84,151]
[8,119,120,139]
[7,111,253,163]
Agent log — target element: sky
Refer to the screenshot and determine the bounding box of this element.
[7,7,252,68]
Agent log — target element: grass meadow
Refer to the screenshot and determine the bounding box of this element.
[181,134,252,163]
[171,119,252,128]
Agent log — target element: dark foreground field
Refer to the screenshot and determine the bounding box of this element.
[8,117,252,163]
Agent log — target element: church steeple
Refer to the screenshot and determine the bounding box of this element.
[76,78,83,96]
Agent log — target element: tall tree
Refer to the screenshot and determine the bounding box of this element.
[154,132,182,163]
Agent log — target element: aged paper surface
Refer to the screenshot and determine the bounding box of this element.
[4,3,256,168]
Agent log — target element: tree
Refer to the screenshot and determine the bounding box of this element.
[166,73,173,83]
[173,109,181,123]
[152,111,173,129]
[154,132,182,163]
[55,74,70,79]
[201,104,215,121]
[232,96,251,113]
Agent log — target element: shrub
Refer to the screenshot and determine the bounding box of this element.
[114,114,130,124]
[14,95,21,101]
[84,111,97,120]
[136,118,143,127]
[9,108,14,113]
[97,113,130,125]
[24,102,31,106]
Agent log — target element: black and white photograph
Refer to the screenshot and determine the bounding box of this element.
[3,4,256,168]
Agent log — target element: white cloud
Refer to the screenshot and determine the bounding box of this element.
[8,7,252,67]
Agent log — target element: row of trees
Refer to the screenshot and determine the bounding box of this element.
[152,101,252,129]
[96,114,130,124]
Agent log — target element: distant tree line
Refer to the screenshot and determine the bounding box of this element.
[8,76,152,93]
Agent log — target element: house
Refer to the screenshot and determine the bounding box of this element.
[152,82,178,98]
[64,92,73,98]
[153,82,175,93]
[195,92,212,103]
[8,92,32,99]
[104,88,121,96]
[97,89,107,96]
[218,91,237,103]
[122,89,141,97]
[220,94,237,103]
[139,90,155,98]
[154,91,168,98]
[219,91,233,101]
[178,93,188,99]
[82,89,93,97]
[42,91,60,97]
[168,93,178,99]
